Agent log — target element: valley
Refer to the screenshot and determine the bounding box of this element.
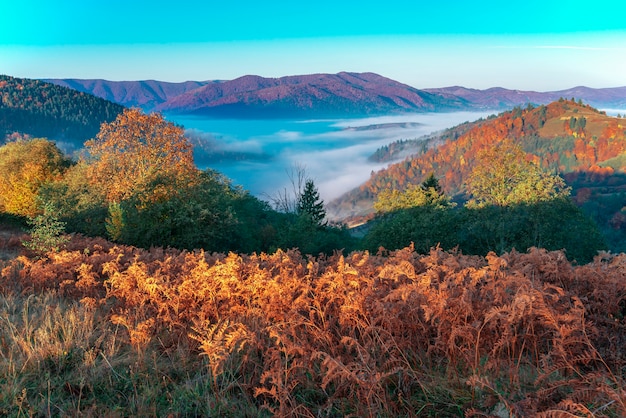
[1,73,626,417]
[3,3,626,415]
[170,111,495,201]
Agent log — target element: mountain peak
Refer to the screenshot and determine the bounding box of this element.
[153,72,464,117]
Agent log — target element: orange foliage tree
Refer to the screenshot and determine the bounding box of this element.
[84,108,196,204]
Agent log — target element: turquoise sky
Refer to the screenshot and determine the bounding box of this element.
[1,0,625,90]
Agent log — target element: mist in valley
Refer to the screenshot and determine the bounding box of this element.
[172,111,497,204]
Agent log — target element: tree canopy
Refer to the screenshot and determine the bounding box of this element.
[0,138,70,217]
[373,173,452,213]
[85,108,196,204]
[466,140,570,208]
[0,75,124,149]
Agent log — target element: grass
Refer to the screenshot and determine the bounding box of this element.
[0,290,265,417]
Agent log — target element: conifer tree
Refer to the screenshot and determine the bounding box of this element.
[296,180,326,226]
[420,172,442,193]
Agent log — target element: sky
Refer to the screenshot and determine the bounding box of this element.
[1,0,626,91]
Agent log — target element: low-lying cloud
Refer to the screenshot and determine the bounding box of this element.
[175,111,495,204]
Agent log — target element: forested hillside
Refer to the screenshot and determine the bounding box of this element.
[0,75,124,151]
[45,78,211,110]
[330,99,626,250]
[155,72,468,117]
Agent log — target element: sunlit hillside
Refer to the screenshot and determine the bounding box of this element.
[329,100,626,250]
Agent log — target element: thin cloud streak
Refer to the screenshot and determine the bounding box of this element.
[491,45,626,51]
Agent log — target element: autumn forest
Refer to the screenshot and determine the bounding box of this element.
[1,75,625,416]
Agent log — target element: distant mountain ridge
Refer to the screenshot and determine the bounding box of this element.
[423,86,626,109]
[45,73,626,117]
[43,79,213,110]
[153,72,468,117]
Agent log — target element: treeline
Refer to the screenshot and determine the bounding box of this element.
[1,107,612,262]
[0,75,124,151]
[367,119,478,163]
[365,198,604,263]
[368,138,424,163]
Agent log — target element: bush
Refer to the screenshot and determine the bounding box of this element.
[22,202,69,255]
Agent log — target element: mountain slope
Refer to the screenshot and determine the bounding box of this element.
[44,79,212,110]
[1,75,125,151]
[154,72,469,117]
[328,100,626,223]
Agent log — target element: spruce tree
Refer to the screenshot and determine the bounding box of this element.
[296,180,326,226]
[421,172,442,194]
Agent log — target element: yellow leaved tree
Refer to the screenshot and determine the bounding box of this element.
[373,173,453,214]
[466,140,569,207]
[0,138,69,217]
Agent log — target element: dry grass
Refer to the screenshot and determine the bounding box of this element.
[0,235,624,416]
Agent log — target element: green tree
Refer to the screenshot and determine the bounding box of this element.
[466,140,569,208]
[458,199,605,263]
[268,166,355,255]
[459,140,605,260]
[421,172,442,193]
[296,179,326,226]
[366,174,457,253]
[22,201,69,255]
[538,105,547,128]
[39,162,109,237]
[373,173,452,213]
[363,205,459,253]
[105,170,240,251]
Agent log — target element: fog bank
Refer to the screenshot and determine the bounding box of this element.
[170,111,495,203]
